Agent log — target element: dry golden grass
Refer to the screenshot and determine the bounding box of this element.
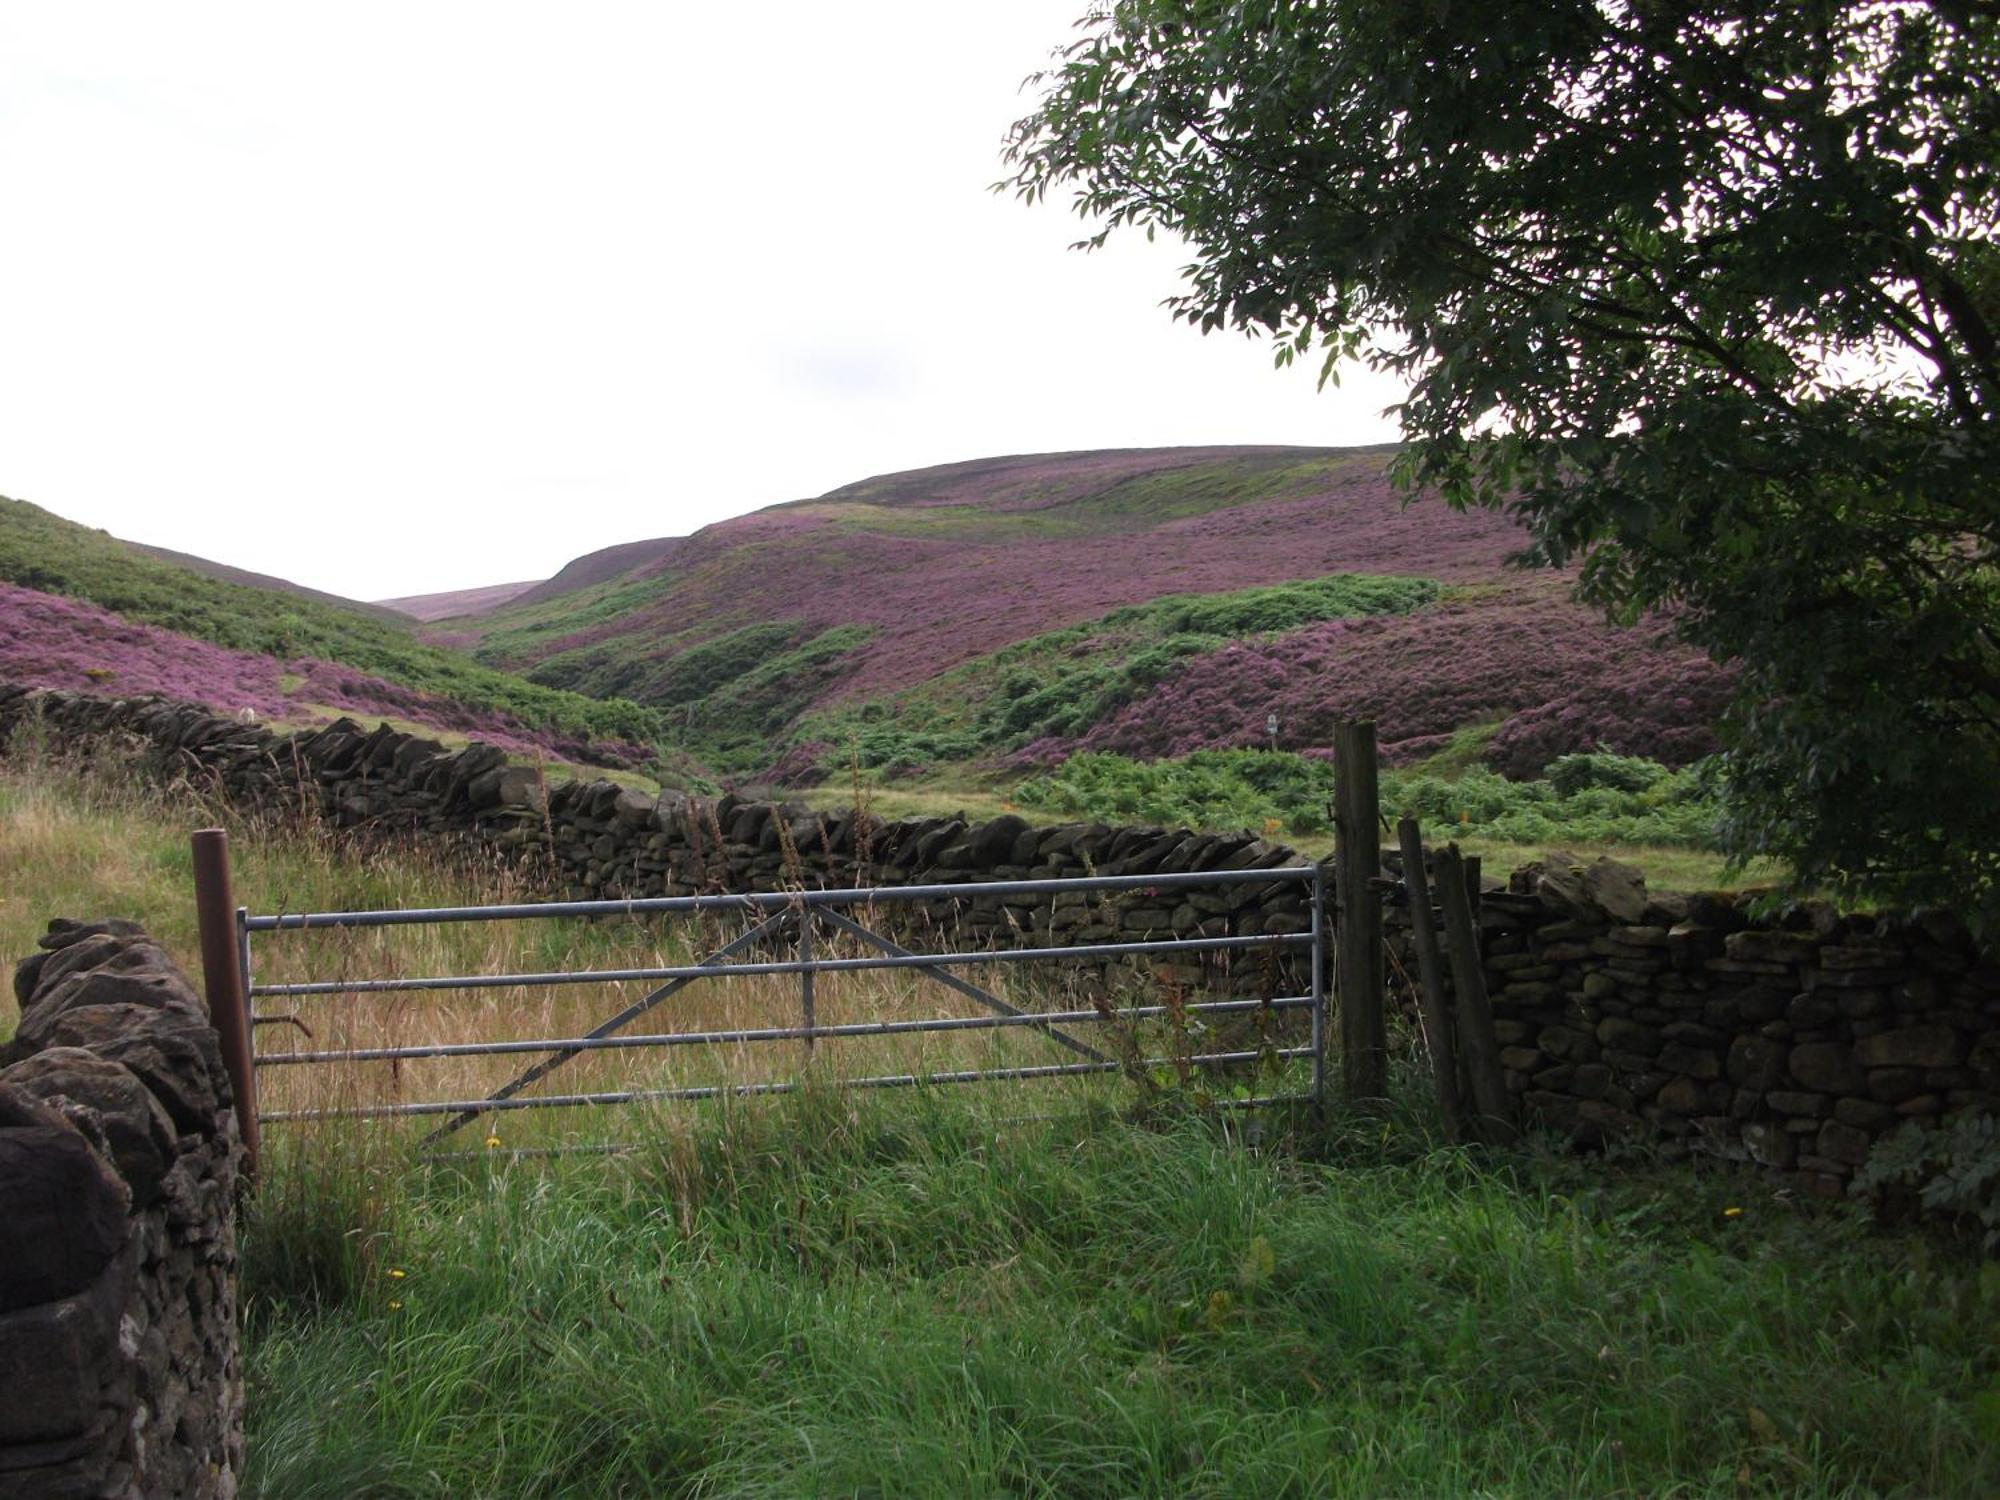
[247,918,1101,1133]
[0,745,1177,1150]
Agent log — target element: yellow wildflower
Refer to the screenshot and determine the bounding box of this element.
[388,1268,407,1279]
[485,1135,503,1150]
[1723,1206,1744,1218]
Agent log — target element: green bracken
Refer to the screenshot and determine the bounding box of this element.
[1014,748,1723,851]
[796,574,1440,780]
[663,623,877,774]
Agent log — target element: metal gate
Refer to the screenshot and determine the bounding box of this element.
[203,859,1327,1151]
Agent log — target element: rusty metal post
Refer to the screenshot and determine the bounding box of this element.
[192,828,260,1174]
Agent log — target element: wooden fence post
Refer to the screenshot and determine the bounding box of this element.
[191,828,259,1174]
[1432,842,1517,1144]
[1395,818,1466,1142]
[1333,721,1385,1106]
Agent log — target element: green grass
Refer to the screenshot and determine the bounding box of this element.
[483,574,679,648]
[240,1091,2000,1499]
[0,494,664,746]
[820,451,1351,536]
[1450,836,1786,893]
[791,456,1327,545]
[0,741,671,1019]
[495,619,878,777]
[466,575,695,688]
[792,774,1034,830]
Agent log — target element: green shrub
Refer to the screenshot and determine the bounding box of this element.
[1015,749,1724,846]
[1854,1113,2000,1253]
[1546,751,1672,797]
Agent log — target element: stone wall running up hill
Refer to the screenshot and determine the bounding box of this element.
[4,684,1999,1201]
[1,918,244,1500]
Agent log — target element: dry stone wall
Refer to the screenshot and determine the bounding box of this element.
[1457,857,2000,1198]
[5,684,1999,1199]
[1,918,243,1500]
[0,687,1318,996]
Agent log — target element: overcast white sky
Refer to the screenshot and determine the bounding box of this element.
[0,2,1404,601]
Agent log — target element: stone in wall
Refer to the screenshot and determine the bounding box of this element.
[1,918,244,1500]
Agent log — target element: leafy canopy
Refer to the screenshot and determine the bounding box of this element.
[1003,0,2000,927]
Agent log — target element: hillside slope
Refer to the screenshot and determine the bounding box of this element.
[510,536,684,609]
[125,540,408,622]
[471,446,1523,697]
[377,581,540,621]
[456,446,1731,782]
[0,494,662,759]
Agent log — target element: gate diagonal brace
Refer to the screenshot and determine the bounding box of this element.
[419,910,791,1145]
[814,908,1109,1065]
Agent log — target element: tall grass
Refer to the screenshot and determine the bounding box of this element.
[4,748,1994,1497]
[0,735,1216,1131]
[239,1088,1999,1498]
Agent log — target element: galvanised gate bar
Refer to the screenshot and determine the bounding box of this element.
[214,862,1326,1145]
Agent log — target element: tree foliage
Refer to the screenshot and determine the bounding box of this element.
[1003,0,2000,927]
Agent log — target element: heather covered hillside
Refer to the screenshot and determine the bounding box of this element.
[458,446,1731,782]
[0,495,662,760]
[0,584,648,763]
[1017,579,1735,778]
[0,446,1740,800]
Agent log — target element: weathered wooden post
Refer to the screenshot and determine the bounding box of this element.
[1333,721,1386,1105]
[1432,842,1517,1143]
[1396,817,1466,1142]
[190,827,259,1174]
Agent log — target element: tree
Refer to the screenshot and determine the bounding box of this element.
[1003,0,2000,928]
